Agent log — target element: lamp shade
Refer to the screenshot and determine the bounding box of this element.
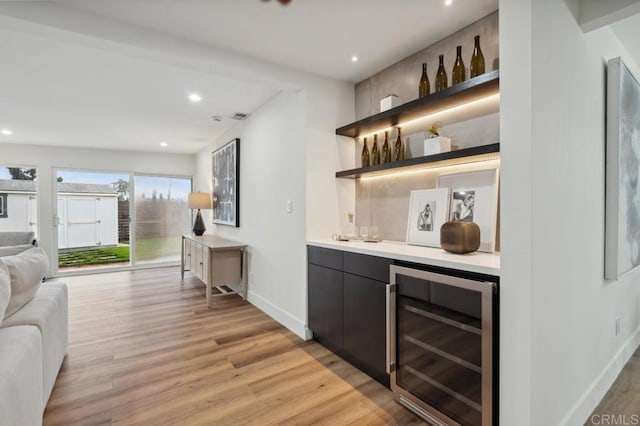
[188,192,212,209]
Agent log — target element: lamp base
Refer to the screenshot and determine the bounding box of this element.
[193,209,206,236]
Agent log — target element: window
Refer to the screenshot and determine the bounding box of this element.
[0,193,6,218]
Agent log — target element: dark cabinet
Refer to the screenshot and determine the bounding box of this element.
[308,246,390,387]
[343,272,389,387]
[308,263,343,354]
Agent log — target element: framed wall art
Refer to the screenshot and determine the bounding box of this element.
[605,58,640,279]
[437,168,499,252]
[406,188,451,247]
[212,138,240,227]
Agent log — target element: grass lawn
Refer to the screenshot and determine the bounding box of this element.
[58,237,181,268]
[58,246,130,268]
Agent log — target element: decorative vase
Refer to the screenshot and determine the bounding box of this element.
[424,136,451,156]
[440,221,480,254]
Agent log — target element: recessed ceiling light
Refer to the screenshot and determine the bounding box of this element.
[351,55,359,63]
[1,129,12,136]
[188,93,202,103]
[444,0,452,5]
[160,142,168,147]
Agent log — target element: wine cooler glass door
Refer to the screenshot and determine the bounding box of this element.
[389,265,495,426]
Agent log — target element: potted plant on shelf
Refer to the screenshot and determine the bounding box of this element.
[424,123,451,156]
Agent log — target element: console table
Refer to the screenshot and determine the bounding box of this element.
[181,234,248,307]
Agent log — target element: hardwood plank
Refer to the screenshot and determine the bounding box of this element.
[44,267,424,425]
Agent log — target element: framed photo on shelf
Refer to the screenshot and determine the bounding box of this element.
[406,188,451,248]
[212,138,240,227]
[437,168,499,252]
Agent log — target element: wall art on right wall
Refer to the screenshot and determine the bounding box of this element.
[605,58,640,279]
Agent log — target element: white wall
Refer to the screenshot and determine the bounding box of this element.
[195,83,353,339]
[501,0,640,424]
[0,142,195,275]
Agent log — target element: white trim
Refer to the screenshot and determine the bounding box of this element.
[247,290,311,340]
[560,324,640,426]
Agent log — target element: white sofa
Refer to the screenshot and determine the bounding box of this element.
[0,235,68,426]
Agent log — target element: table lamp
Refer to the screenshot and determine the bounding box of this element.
[188,192,212,236]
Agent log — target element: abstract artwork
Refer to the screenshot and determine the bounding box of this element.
[605,58,640,279]
[212,138,240,227]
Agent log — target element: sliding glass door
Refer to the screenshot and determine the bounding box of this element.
[133,175,192,265]
[54,170,191,274]
[55,170,131,272]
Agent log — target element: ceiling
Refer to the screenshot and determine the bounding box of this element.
[65,0,498,83]
[0,0,498,154]
[0,26,279,153]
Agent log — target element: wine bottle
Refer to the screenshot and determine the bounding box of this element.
[371,134,380,165]
[435,54,448,92]
[470,35,485,78]
[452,45,466,85]
[361,137,370,167]
[382,131,391,163]
[419,63,430,98]
[394,128,404,161]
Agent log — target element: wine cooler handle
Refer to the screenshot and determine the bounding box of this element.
[386,283,397,374]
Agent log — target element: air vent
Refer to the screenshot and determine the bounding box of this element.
[230,112,250,121]
[211,115,224,122]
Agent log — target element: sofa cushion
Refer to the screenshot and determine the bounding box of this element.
[1,247,48,318]
[1,281,68,405]
[0,325,44,426]
[0,231,36,247]
[0,245,34,257]
[0,263,10,323]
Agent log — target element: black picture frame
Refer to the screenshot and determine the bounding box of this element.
[212,138,240,227]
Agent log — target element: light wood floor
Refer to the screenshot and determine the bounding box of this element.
[586,348,640,425]
[44,267,424,425]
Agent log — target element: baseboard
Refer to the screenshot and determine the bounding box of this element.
[247,290,312,340]
[561,324,640,425]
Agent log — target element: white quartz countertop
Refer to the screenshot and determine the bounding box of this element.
[307,239,500,277]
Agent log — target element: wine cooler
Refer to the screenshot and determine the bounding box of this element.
[387,265,497,426]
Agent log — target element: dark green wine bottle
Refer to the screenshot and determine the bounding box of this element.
[394,128,404,161]
[419,63,430,98]
[371,134,380,165]
[361,137,370,167]
[452,45,466,85]
[382,131,391,163]
[435,54,448,92]
[470,35,485,78]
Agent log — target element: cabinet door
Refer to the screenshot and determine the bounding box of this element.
[201,247,210,284]
[189,241,198,275]
[308,264,343,354]
[184,239,192,270]
[343,272,388,387]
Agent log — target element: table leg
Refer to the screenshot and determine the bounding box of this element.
[242,248,248,301]
[180,237,185,282]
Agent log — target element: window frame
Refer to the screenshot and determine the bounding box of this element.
[0,193,7,218]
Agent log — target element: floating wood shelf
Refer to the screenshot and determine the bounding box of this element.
[336,70,500,138]
[335,143,500,179]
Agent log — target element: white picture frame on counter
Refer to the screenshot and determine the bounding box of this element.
[406,188,451,248]
[438,168,499,252]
